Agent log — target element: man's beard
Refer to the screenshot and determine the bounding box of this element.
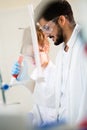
[54,25,64,46]
[54,35,63,45]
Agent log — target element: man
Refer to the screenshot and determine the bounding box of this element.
[35,0,87,125]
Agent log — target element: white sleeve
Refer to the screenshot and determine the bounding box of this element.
[30,68,38,81]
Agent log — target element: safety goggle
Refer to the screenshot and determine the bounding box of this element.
[36,17,58,34]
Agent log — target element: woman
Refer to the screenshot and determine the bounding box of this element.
[11,26,57,127]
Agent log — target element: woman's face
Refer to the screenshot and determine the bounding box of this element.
[39,35,50,68]
[39,35,50,53]
[29,34,49,68]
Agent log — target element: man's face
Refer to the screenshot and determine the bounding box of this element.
[39,18,64,45]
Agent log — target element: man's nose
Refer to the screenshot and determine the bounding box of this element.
[45,33,51,37]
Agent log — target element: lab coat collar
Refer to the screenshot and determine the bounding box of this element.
[66,24,81,51]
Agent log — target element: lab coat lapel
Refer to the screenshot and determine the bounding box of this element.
[63,25,81,123]
[66,39,82,123]
[55,45,63,114]
[66,37,87,123]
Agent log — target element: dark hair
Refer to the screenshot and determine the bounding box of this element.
[38,0,75,23]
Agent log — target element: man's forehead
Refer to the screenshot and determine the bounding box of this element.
[39,18,49,26]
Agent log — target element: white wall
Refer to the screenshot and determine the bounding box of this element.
[69,0,87,42]
[0,7,35,112]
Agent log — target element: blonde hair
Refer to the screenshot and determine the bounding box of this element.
[36,26,49,52]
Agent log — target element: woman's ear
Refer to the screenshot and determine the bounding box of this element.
[58,15,66,26]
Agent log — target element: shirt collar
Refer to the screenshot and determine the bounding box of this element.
[67,24,81,50]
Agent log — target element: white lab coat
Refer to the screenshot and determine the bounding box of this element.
[17,60,57,126]
[30,61,57,126]
[55,24,87,124]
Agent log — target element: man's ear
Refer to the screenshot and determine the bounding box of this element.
[58,15,66,26]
